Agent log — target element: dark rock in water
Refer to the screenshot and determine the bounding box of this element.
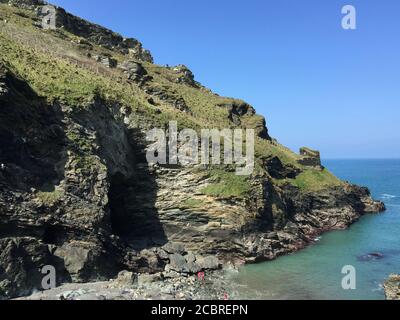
[357,252,384,261]
[369,252,384,258]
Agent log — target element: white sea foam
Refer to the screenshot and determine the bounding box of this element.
[381,194,397,199]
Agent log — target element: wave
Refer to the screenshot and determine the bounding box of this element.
[381,194,398,199]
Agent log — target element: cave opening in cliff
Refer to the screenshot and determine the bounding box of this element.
[109,172,131,236]
[108,169,167,249]
[42,225,64,245]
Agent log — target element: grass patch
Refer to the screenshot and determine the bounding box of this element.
[290,169,343,192]
[201,168,251,198]
[36,190,63,204]
[181,198,204,209]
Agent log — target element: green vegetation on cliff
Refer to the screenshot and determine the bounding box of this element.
[201,169,252,198]
[291,169,343,192]
[0,2,341,193]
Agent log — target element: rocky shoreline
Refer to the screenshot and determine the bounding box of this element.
[17,269,239,300]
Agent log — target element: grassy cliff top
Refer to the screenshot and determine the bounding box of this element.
[0,2,343,192]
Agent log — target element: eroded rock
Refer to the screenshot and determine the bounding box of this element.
[384,274,400,300]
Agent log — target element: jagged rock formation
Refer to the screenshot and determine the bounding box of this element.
[172,65,198,87]
[0,1,385,299]
[1,0,153,62]
[384,274,400,300]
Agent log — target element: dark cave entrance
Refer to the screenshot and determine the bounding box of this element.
[109,172,131,236]
[42,225,67,245]
[108,169,167,250]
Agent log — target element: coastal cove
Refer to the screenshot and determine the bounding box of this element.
[230,159,400,300]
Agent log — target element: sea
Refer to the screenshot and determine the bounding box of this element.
[228,159,400,300]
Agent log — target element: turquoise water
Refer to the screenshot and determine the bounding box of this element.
[231,159,400,300]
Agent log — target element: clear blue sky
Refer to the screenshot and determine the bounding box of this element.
[50,0,400,158]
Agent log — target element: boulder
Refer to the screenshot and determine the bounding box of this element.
[137,249,165,273]
[0,237,68,299]
[120,61,147,81]
[168,253,189,273]
[113,270,137,288]
[54,242,91,281]
[196,256,221,270]
[162,242,186,255]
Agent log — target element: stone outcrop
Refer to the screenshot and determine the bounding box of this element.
[297,147,323,168]
[0,0,153,62]
[143,86,191,113]
[172,65,198,87]
[384,274,400,300]
[119,60,150,83]
[264,156,300,179]
[100,56,117,69]
[54,8,153,62]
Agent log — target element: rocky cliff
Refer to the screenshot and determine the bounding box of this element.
[0,0,385,299]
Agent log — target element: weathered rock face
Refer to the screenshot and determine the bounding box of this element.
[120,60,149,82]
[384,274,400,300]
[55,8,153,62]
[264,156,300,179]
[172,65,198,87]
[0,0,153,62]
[0,66,126,296]
[217,101,255,126]
[3,0,43,9]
